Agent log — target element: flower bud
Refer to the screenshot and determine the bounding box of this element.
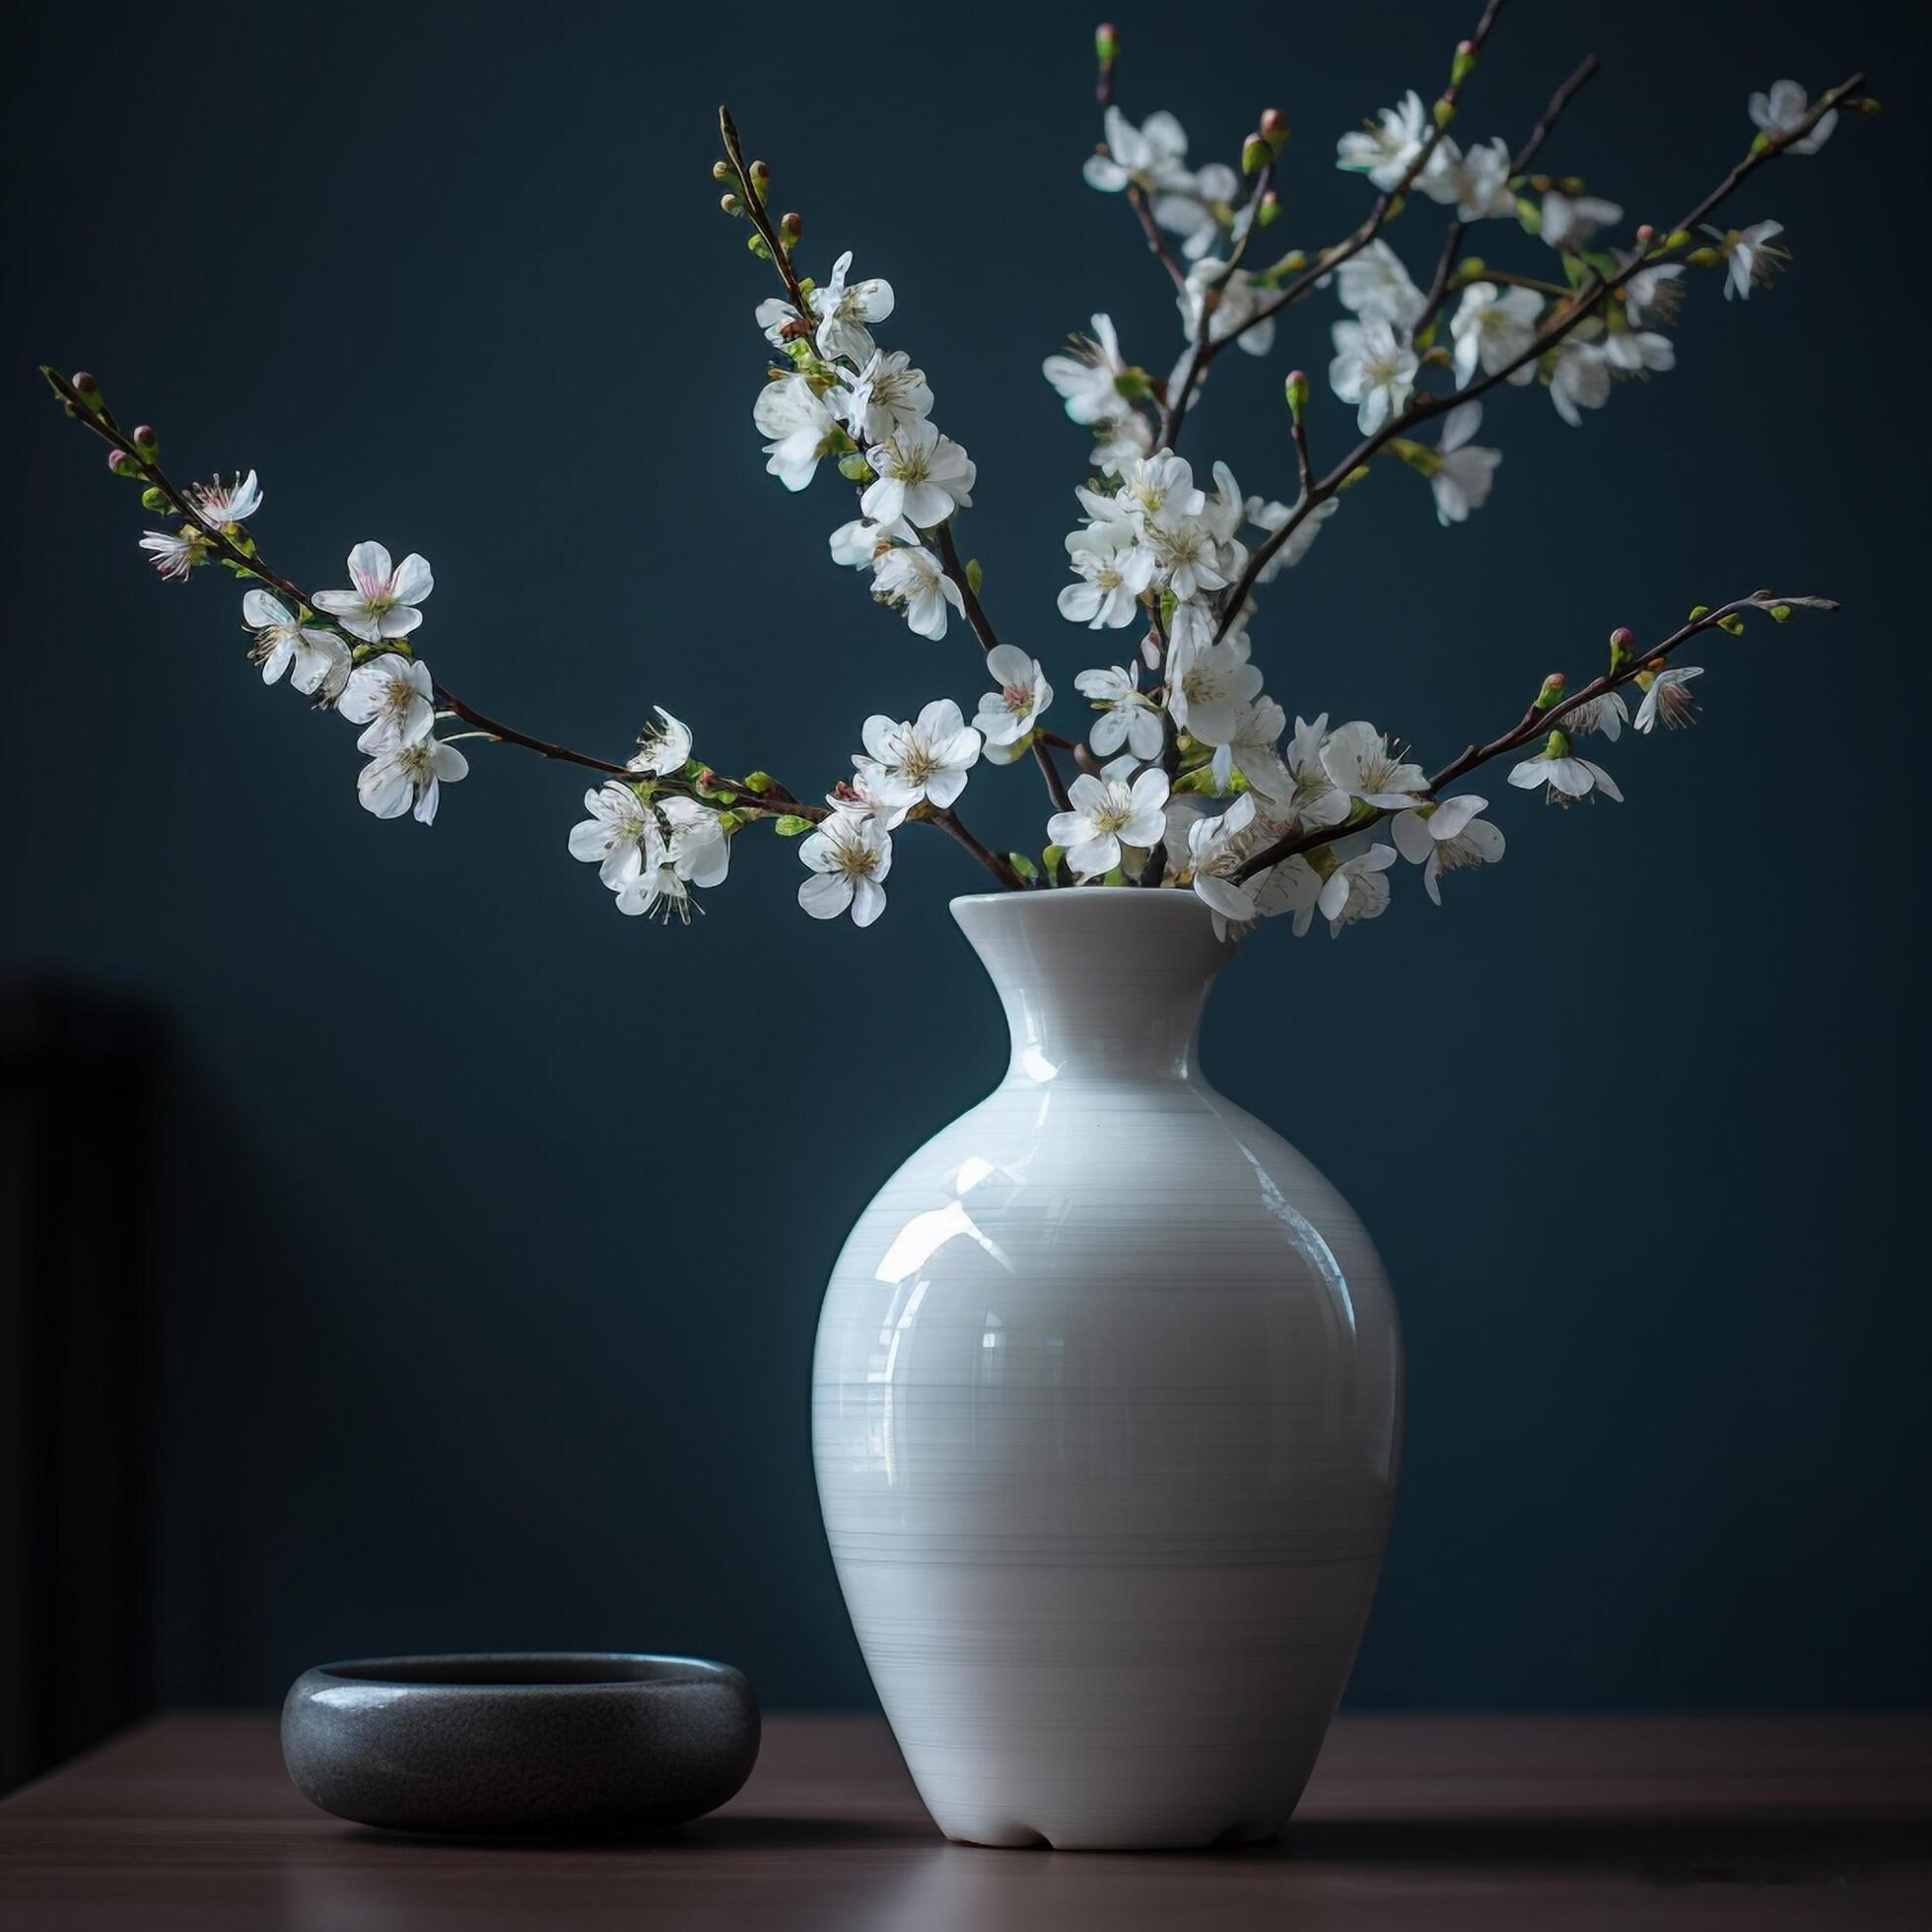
[1259,107,1288,149]
[132,424,159,457]
[1284,369,1309,421]
[1687,604,1710,621]
[779,212,802,245]
[1432,97,1456,130]
[1634,223,1654,245]
[1686,245,1720,268]
[140,486,170,514]
[749,160,771,192]
[1608,627,1635,670]
[1859,97,1883,117]
[106,447,139,477]
[720,191,742,215]
[747,232,773,260]
[1451,38,1478,86]
[711,160,732,182]
[1257,188,1280,227]
[71,371,102,407]
[1241,133,1271,175]
[1094,21,1117,64]
[1535,672,1566,710]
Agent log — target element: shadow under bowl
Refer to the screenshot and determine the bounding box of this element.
[281,1652,760,1837]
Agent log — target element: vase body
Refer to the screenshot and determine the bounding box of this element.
[812,889,1403,1849]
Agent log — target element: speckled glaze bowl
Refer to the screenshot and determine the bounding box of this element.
[282,1652,759,1836]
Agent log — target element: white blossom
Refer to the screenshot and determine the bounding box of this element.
[613,796,729,923]
[973,645,1052,763]
[1429,401,1501,526]
[1421,135,1516,220]
[1714,221,1787,301]
[1749,80,1837,156]
[1075,664,1165,760]
[754,295,795,346]
[1550,339,1612,427]
[629,707,693,777]
[569,781,659,888]
[187,470,262,528]
[861,420,976,529]
[1280,714,1353,830]
[1317,843,1399,935]
[1321,720,1429,810]
[1043,314,1134,425]
[313,541,434,644]
[1336,92,1429,190]
[1168,631,1262,746]
[1180,259,1275,355]
[1540,191,1622,251]
[1058,520,1154,628]
[1605,320,1676,374]
[1116,451,1206,529]
[829,516,913,569]
[339,653,435,753]
[1211,696,1291,800]
[797,811,892,927]
[1391,794,1504,904]
[1334,241,1425,330]
[754,374,840,492]
[1255,853,1326,935]
[357,735,468,825]
[1507,736,1624,803]
[243,589,349,697]
[838,349,932,444]
[1449,282,1543,386]
[1151,163,1239,262]
[859,700,983,813]
[809,251,894,365]
[1633,665,1703,732]
[871,543,965,640]
[1562,690,1628,740]
[1329,317,1417,434]
[138,527,208,582]
[1624,263,1685,327]
[1185,793,1260,937]
[1083,106,1191,193]
[1048,757,1171,878]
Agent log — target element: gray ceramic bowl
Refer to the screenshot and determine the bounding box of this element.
[282,1652,759,1836]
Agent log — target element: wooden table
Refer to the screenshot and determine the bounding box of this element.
[2,1712,1927,1928]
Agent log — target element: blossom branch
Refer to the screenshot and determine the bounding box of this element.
[1126,182,1190,295]
[1159,0,1510,448]
[1412,52,1603,335]
[1215,71,1863,640]
[1229,589,1837,882]
[931,520,1074,814]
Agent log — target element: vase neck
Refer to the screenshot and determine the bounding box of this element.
[951,890,1229,1085]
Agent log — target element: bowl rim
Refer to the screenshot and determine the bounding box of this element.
[294,1651,747,1693]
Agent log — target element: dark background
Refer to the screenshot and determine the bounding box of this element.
[4,0,1926,1733]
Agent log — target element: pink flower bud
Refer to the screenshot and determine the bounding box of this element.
[106,448,136,476]
[1610,627,1635,651]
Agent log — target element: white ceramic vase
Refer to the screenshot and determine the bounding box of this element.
[812,888,1404,1850]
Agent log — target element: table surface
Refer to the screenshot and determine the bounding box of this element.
[1,1712,1928,1930]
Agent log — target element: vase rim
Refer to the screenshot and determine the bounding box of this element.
[949,886,1207,910]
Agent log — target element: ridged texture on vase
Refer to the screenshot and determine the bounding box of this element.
[813,890,1403,1849]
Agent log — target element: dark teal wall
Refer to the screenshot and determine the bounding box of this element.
[5,0,1926,1709]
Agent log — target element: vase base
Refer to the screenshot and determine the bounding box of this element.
[944,1817,1288,1853]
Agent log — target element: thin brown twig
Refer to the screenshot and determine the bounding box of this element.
[1414,53,1602,336]
[1160,0,1510,448]
[1126,182,1189,294]
[1214,71,1862,639]
[931,519,1074,815]
[1229,591,1836,882]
